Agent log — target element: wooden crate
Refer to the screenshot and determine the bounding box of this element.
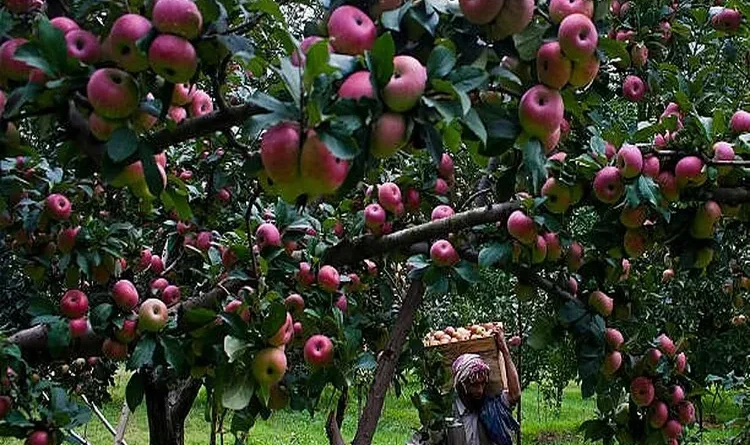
[426,336,508,394]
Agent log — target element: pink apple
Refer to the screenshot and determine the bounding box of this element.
[338,71,375,101]
[284,294,305,314]
[303,335,334,366]
[151,0,203,39]
[327,6,376,55]
[675,156,705,187]
[431,205,454,221]
[383,55,427,112]
[549,0,594,23]
[544,232,562,261]
[536,41,572,89]
[300,130,350,196]
[65,30,101,64]
[108,14,152,72]
[459,0,505,25]
[642,155,660,178]
[616,144,643,178]
[69,317,89,338]
[649,401,669,428]
[269,312,295,347]
[293,322,303,335]
[89,113,124,141]
[256,223,282,250]
[113,318,138,344]
[172,83,195,106]
[378,182,403,214]
[252,347,287,386]
[558,14,598,61]
[675,352,687,374]
[712,8,742,33]
[569,55,600,87]
[507,210,536,245]
[138,298,169,332]
[261,121,301,185]
[51,17,80,35]
[189,90,214,117]
[630,376,655,406]
[167,106,187,123]
[623,75,646,102]
[588,290,613,316]
[730,110,750,133]
[297,262,316,286]
[0,38,32,81]
[519,84,564,138]
[602,351,622,375]
[491,0,534,40]
[657,171,680,201]
[196,231,213,251]
[161,285,181,306]
[620,206,646,229]
[430,239,459,267]
[87,68,140,119]
[57,226,80,253]
[46,193,72,220]
[438,153,454,179]
[60,289,89,318]
[593,166,624,204]
[150,254,164,274]
[404,188,420,211]
[371,112,407,159]
[148,34,197,83]
[434,178,449,195]
[24,431,51,445]
[605,328,624,350]
[318,265,340,292]
[541,177,571,213]
[112,279,139,310]
[334,294,348,313]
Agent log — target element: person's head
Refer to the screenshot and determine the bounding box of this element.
[452,354,491,404]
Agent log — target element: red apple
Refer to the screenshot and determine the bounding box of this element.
[491,0,534,40]
[338,70,375,101]
[115,318,138,343]
[256,223,282,250]
[108,14,152,71]
[148,34,197,83]
[252,347,287,386]
[622,75,646,102]
[318,265,340,292]
[189,90,214,117]
[0,38,32,81]
[161,285,181,306]
[536,41,572,89]
[138,298,169,332]
[60,289,89,318]
[370,113,407,159]
[558,14,598,62]
[300,130,350,196]
[86,68,140,119]
[284,293,305,315]
[151,0,203,39]
[69,318,89,338]
[297,262,316,287]
[459,0,504,25]
[51,17,80,35]
[549,0,593,23]
[269,312,294,347]
[430,239,460,267]
[46,193,72,220]
[112,279,139,310]
[24,430,51,445]
[327,6,376,55]
[383,55,427,112]
[57,226,80,254]
[303,335,334,367]
[0,395,11,419]
[519,84,564,138]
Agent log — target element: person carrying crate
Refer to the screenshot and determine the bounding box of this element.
[450,326,520,445]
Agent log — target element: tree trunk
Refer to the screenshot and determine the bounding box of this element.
[143,375,202,445]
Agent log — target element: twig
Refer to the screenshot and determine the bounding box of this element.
[113,401,130,445]
[458,188,492,211]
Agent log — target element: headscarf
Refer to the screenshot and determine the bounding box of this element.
[452,353,491,390]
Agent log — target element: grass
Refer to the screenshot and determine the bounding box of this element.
[0,371,741,444]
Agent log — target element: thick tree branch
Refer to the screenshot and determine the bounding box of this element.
[148,104,265,151]
[705,187,750,204]
[324,202,520,267]
[350,280,425,445]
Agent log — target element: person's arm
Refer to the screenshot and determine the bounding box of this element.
[495,326,521,407]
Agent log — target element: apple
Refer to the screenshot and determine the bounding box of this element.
[168,106,187,123]
[712,8,742,33]
[284,294,305,315]
[65,30,101,64]
[404,188,420,211]
[151,278,170,295]
[216,187,231,203]
[558,14,598,61]
[261,121,301,185]
[148,34,197,83]
[108,14,152,72]
[57,226,80,254]
[89,112,124,141]
[630,376,655,406]
[300,130,350,196]
[61,289,89,318]
[51,17,80,35]
[593,166,624,204]
[623,229,646,258]
[507,210,536,245]
[303,335,334,367]
[291,36,326,67]
[730,110,750,133]
[602,351,622,375]
[531,235,547,264]
[675,156,705,187]
[338,71,375,101]
[518,84,564,138]
[172,83,195,106]
[631,43,648,67]
[363,203,386,234]
[568,55,600,87]
[68,317,89,338]
[541,177,571,213]
[112,279,139,310]
[383,55,427,112]
[115,318,138,343]
[430,239,459,267]
[438,153,455,180]
[542,232,561,261]
[434,178,449,195]
[616,144,643,178]
[297,262,316,286]
[102,338,128,361]
[318,265,340,292]
[138,298,169,332]
[536,41,572,89]
[0,38,32,81]
[642,155,660,178]
[334,294,348,313]
[588,290,613,316]
[24,430,51,445]
[252,347,287,386]
[161,285,181,306]
[150,255,165,274]
[491,0,534,40]
[378,182,403,214]
[45,193,72,220]
[622,75,646,102]
[152,0,203,39]
[678,401,695,425]
[549,0,593,23]
[256,223,282,251]
[87,68,140,119]
[620,206,646,229]
[370,113,407,159]
[649,401,669,428]
[269,312,295,347]
[459,0,504,25]
[605,328,624,350]
[657,171,680,202]
[327,6,376,55]
[189,90,214,117]
[0,395,11,419]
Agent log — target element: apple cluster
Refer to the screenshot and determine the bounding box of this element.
[620,334,694,445]
[423,322,502,346]
[505,209,568,267]
[60,289,90,339]
[710,7,743,33]
[458,0,535,41]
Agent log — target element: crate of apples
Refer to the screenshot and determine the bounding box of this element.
[424,322,501,347]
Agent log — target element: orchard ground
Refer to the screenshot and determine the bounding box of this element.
[0,371,739,445]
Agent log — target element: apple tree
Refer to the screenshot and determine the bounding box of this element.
[0,0,748,444]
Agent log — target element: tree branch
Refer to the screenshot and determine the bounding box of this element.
[351,280,425,445]
[705,187,750,204]
[324,202,520,267]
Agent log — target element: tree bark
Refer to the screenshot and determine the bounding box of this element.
[143,375,202,445]
[351,280,425,445]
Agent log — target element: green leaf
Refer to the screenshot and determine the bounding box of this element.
[427,45,456,79]
[422,124,444,165]
[558,300,587,327]
[243,112,291,139]
[453,261,480,283]
[47,318,72,350]
[184,308,218,326]
[381,1,413,31]
[0,10,16,38]
[160,336,187,373]
[636,175,661,207]
[90,303,114,332]
[367,33,395,87]
[140,145,165,198]
[520,137,546,193]
[249,0,284,21]
[217,35,254,61]
[261,300,287,338]
[527,317,555,350]
[513,22,551,61]
[426,273,449,296]
[318,130,359,160]
[478,242,512,268]
[448,66,489,93]
[37,17,69,73]
[107,128,138,163]
[597,37,630,65]
[222,373,255,410]
[28,297,56,317]
[125,372,144,412]
[276,58,302,108]
[464,109,487,145]
[224,336,249,363]
[303,41,338,87]
[161,189,193,220]
[128,337,156,369]
[407,254,430,270]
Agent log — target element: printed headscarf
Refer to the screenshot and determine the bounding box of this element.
[452,353,490,390]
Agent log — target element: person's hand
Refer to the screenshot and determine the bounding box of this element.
[494,325,509,353]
